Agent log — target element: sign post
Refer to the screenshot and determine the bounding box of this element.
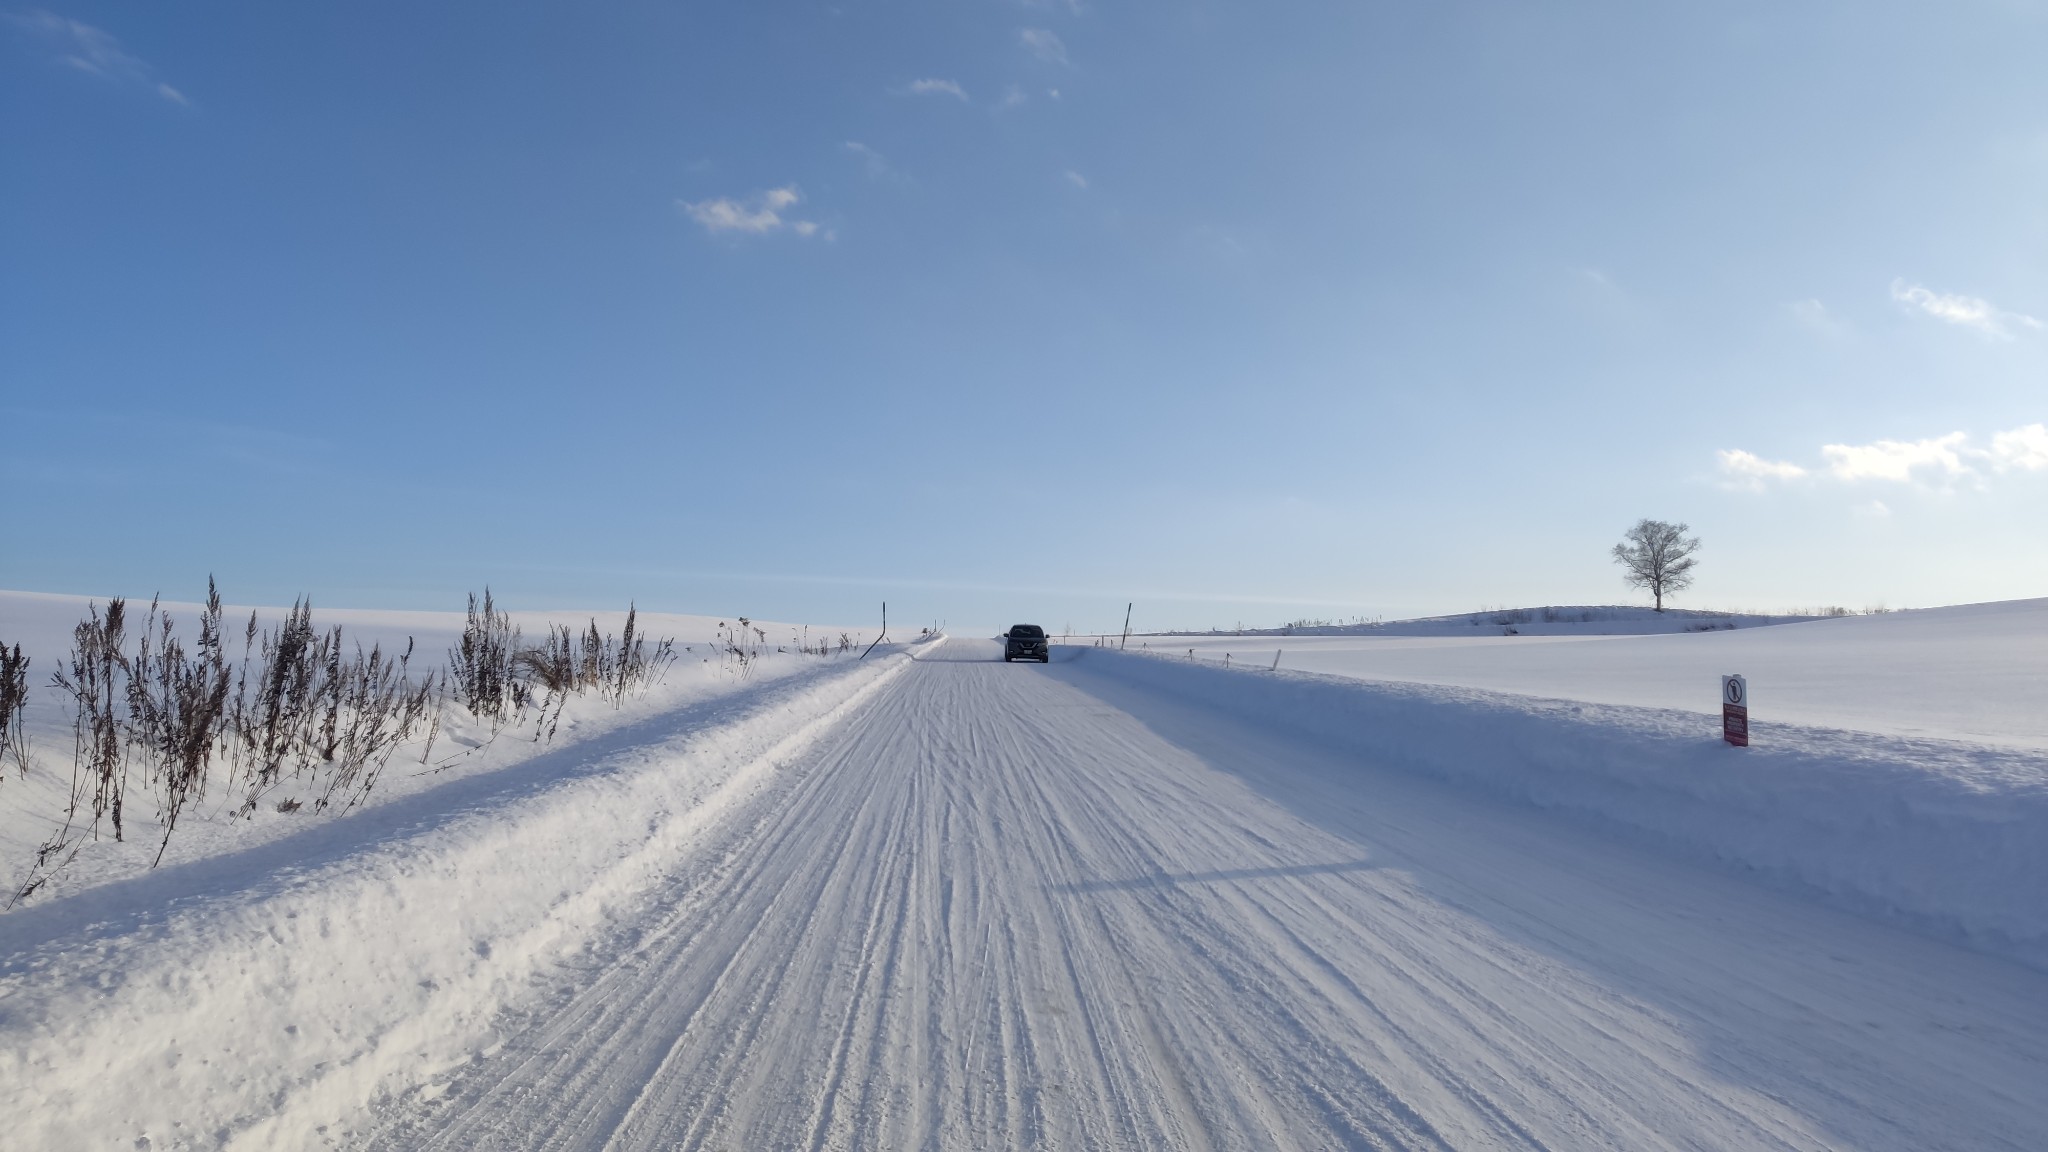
[1721,674,1749,747]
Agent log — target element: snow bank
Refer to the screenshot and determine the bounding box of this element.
[1069,649,2048,970]
[0,649,913,1150]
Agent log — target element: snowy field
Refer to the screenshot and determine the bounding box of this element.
[1142,598,2048,747]
[1,594,2044,1149]
[1177,603,1822,638]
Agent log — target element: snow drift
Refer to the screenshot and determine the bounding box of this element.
[1068,648,2048,970]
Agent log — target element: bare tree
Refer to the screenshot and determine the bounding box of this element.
[1611,518,1700,611]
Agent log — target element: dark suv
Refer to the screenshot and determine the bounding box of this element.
[1003,624,1049,663]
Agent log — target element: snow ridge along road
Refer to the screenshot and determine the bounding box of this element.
[1091,646,2048,967]
[0,648,916,1151]
[359,638,2048,1151]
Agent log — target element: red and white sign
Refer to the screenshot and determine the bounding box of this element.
[1721,674,1749,747]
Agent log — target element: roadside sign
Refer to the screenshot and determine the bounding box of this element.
[1721,674,1749,747]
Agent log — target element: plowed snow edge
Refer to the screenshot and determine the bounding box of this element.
[1071,648,2048,970]
[0,649,918,1151]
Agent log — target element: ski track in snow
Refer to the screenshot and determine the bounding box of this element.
[359,638,2048,1151]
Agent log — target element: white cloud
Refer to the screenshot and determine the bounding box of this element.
[1821,432,1972,483]
[997,84,1029,110]
[677,185,820,237]
[1890,279,2042,339]
[1063,169,1088,190]
[1717,449,1807,490]
[1021,28,1069,65]
[907,78,968,100]
[1721,422,2048,493]
[11,10,188,104]
[1991,423,2048,471]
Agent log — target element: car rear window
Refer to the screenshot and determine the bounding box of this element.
[1010,625,1045,638]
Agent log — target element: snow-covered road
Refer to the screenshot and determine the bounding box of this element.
[363,638,2048,1151]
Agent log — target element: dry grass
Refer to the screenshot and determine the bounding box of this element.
[8,583,686,901]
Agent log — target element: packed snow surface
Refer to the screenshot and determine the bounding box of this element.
[0,617,2042,1149]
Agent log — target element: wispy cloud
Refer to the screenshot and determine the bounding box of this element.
[997,84,1029,110]
[1559,265,1644,325]
[1890,279,2042,338]
[1720,423,2048,492]
[1786,298,1849,338]
[1063,169,1088,190]
[677,186,822,237]
[9,10,188,104]
[906,78,968,101]
[1021,28,1069,65]
[843,141,901,182]
[1185,223,1257,260]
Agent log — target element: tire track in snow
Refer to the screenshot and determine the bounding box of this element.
[364,638,2048,1151]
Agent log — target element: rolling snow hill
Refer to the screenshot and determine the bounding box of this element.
[1170,604,1823,637]
[1142,598,2048,748]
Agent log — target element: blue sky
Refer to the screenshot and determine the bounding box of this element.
[4,1,2044,633]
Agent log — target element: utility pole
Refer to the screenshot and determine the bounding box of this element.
[1120,603,1132,650]
[860,601,888,659]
